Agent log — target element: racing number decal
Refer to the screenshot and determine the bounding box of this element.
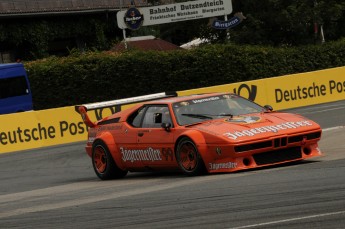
[162,148,174,161]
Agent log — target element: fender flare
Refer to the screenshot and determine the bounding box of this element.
[175,130,211,170]
[94,131,126,171]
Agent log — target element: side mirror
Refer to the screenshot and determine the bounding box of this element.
[264,105,273,112]
[161,122,171,132]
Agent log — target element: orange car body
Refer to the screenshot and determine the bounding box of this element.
[76,92,322,179]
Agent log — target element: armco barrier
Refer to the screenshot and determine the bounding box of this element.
[1,67,345,154]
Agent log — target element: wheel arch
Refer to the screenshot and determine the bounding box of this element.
[175,130,210,170]
[93,131,125,171]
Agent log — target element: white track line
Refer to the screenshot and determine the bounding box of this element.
[301,106,345,114]
[229,210,345,229]
[322,126,344,132]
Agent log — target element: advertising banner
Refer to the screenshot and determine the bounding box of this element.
[0,107,87,154]
[117,0,233,29]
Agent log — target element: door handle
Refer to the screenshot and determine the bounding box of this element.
[138,132,144,137]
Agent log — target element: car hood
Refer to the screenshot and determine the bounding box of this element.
[191,112,321,142]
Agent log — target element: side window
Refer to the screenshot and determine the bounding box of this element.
[127,107,146,127]
[0,76,29,99]
[142,106,171,128]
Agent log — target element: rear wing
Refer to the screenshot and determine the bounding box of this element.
[75,92,177,127]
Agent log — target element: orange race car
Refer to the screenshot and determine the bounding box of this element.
[75,92,322,180]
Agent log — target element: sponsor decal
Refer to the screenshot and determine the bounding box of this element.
[88,137,95,143]
[223,120,313,140]
[97,125,121,131]
[124,7,144,30]
[180,101,189,106]
[209,162,237,170]
[192,96,220,104]
[226,116,261,124]
[88,130,97,143]
[216,147,222,155]
[120,147,162,162]
[86,125,121,143]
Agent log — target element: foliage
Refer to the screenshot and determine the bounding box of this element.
[25,39,345,110]
[227,0,345,46]
[0,13,120,60]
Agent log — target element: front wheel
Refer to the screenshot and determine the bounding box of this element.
[92,140,128,180]
[176,138,206,176]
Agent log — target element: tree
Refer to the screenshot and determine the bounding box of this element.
[201,0,345,46]
[144,0,345,46]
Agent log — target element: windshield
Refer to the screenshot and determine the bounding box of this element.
[172,94,265,125]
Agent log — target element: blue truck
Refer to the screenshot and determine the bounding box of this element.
[0,63,33,114]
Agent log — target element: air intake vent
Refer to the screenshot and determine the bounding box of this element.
[281,137,287,146]
[288,131,321,143]
[274,139,280,148]
[253,147,302,165]
[235,141,272,153]
[274,137,288,148]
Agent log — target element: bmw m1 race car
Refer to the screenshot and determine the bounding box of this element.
[75,92,322,180]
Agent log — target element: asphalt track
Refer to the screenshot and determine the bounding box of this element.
[1,100,345,229]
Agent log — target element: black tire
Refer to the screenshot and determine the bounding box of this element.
[92,140,128,180]
[176,137,206,176]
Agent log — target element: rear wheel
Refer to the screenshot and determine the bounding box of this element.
[176,137,205,176]
[92,140,127,180]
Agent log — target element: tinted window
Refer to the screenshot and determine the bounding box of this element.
[0,76,29,99]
